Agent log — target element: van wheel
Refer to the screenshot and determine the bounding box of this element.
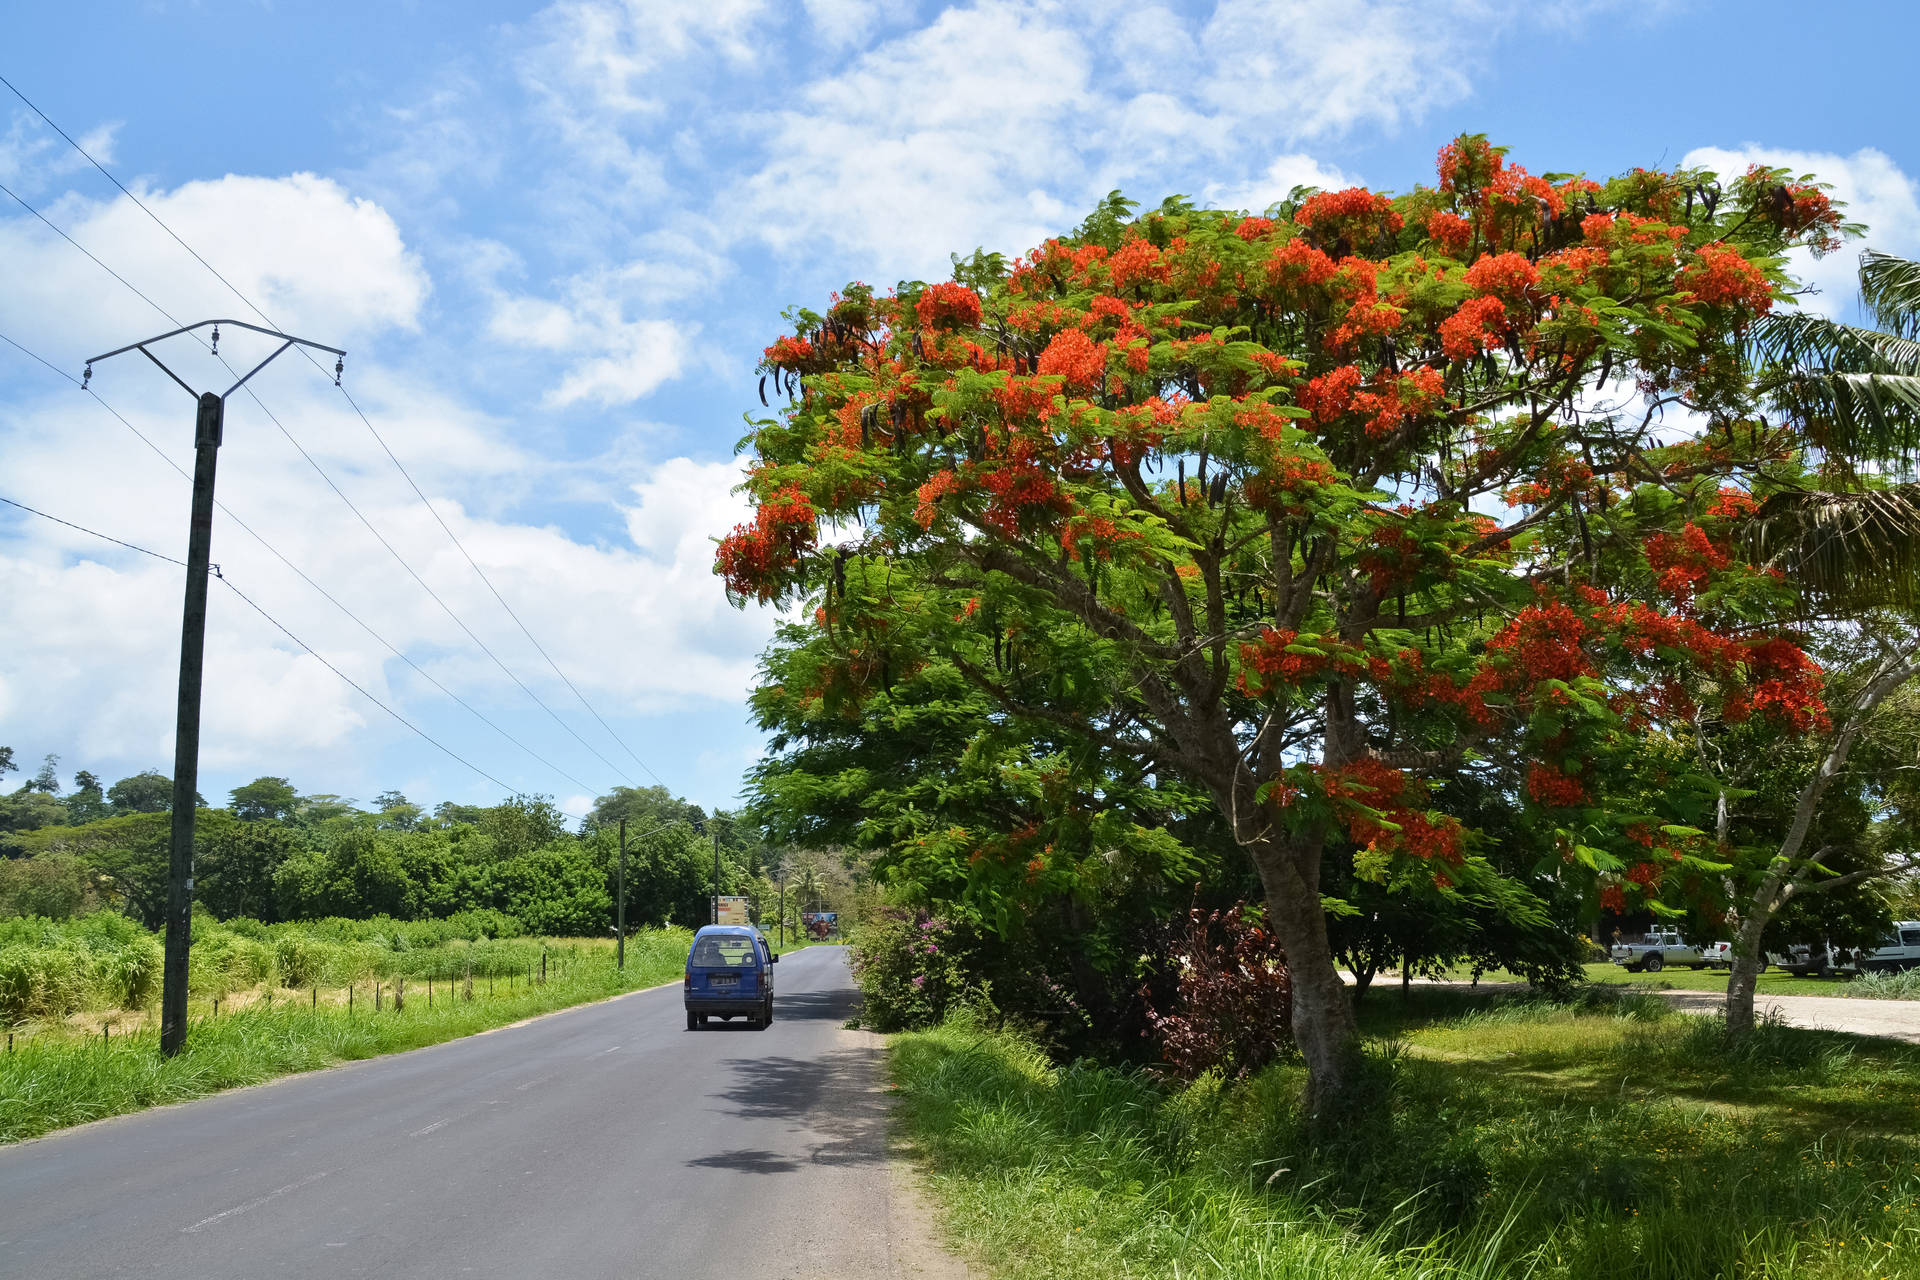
[765,1000,774,1025]
[1644,954,1665,973]
[686,1011,697,1031]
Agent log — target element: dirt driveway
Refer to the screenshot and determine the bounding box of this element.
[1653,989,1920,1046]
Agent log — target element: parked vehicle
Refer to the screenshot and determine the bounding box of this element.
[1854,922,1920,973]
[1768,937,1872,977]
[1610,930,1710,972]
[683,924,778,1030]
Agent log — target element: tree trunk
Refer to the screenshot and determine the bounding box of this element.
[1721,648,1919,1037]
[1724,906,1770,1038]
[1251,836,1360,1118]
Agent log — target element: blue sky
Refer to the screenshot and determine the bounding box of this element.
[2,0,1914,820]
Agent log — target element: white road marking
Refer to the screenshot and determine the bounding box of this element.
[409,1119,448,1137]
[182,1171,329,1233]
[514,1072,556,1092]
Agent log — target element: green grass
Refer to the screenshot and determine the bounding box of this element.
[0,927,693,1144]
[890,992,1920,1280]
[1424,961,1892,998]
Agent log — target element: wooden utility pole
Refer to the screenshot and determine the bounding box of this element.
[85,320,345,1058]
[157,391,223,1055]
[616,818,627,969]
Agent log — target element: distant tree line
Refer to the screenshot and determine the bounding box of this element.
[0,750,839,937]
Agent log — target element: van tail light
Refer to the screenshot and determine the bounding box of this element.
[683,970,692,990]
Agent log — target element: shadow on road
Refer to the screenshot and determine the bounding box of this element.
[686,1148,803,1174]
[768,988,861,1023]
[691,1045,890,1173]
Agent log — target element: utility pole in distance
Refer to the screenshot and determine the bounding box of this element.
[712,829,722,925]
[85,319,345,1058]
[616,818,627,970]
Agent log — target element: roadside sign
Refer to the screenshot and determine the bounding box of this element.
[715,896,750,926]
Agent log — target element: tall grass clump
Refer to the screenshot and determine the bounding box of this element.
[891,998,1920,1280]
[0,913,163,1019]
[1852,966,1920,999]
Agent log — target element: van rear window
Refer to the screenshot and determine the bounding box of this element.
[691,937,758,967]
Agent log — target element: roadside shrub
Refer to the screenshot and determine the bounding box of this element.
[848,906,980,1031]
[1144,904,1292,1079]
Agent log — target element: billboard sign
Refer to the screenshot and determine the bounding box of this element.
[715,896,750,926]
[800,911,839,939]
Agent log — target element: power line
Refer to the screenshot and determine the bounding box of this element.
[0,183,622,796]
[0,494,183,565]
[0,72,669,790]
[0,485,588,823]
[0,327,602,801]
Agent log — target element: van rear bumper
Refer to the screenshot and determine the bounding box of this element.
[686,994,767,1016]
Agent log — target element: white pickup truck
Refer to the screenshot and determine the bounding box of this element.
[1610,930,1710,972]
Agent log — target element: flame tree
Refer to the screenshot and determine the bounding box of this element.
[719,137,1848,1109]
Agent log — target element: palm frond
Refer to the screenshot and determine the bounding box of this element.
[1859,250,1920,339]
[1752,311,1920,375]
[1752,309,1920,466]
[1745,485,1920,608]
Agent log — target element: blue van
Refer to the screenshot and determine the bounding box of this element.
[684,924,777,1029]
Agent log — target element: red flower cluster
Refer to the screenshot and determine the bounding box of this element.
[1484,602,1595,685]
[1059,513,1141,562]
[1298,364,1363,424]
[1321,758,1464,863]
[1237,629,1360,696]
[1440,295,1508,361]
[1108,238,1168,291]
[1349,366,1446,438]
[1037,328,1109,392]
[1235,216,1278,241]
[1265,239,1339,297]
[1295,187,1404,239]
[914,469,964,529]
[916,281,983,332]
[715,484,818,602]
[1706,486,1759,520]
[1426,210,1473,257]
[1525,762,1588,807]
[981,449,1071,536]
[1464,251,1541,306]
[1644,522,1730,602]
[1676,243,1773,316]
[1437,135,1502,194]
[764,335,816,370]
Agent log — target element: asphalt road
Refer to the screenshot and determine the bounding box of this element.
[0,945,917,1279]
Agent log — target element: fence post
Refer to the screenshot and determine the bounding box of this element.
[394,979,405,1014]
[103,1025,109,1049]
[312,986,318,1010]
[376,983,382,1012]
[541,951,547,985]
[349,985,354,1013]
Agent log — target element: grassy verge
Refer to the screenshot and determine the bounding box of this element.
[890,991,1920,1280]
[0,929,692,1144]
[1416,961,1902,998]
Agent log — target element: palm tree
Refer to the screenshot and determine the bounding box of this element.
[1748,250,1920,607]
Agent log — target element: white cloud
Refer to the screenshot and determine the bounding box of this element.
[1683,144,1920,319]
[801,0,909,48]
[0,172,428,378]
[1205,154,1359,216]
[718,0,1624,278]
[0,110,118,189]
[486,272,703,408]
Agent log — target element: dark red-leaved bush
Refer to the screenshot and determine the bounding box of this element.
[1145,906,1294,1080]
